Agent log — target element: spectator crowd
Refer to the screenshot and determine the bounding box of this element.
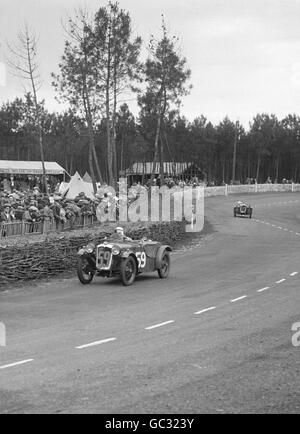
[0,187,99,234]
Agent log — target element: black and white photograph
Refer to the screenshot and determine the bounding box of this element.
[0,0,300,416]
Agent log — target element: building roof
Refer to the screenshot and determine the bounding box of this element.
[0,160,66,175]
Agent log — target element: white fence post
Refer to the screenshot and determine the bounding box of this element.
[0,322,6,347]
[225,184,228,196]
[255,182,258,193]
[292,182,294,192]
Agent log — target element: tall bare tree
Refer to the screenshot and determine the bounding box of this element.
[7,24,48,193]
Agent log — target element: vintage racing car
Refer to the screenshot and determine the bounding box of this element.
[233,201,253,218]
[77,237,172,286]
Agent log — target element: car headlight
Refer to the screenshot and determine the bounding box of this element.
[112,246,120,255]
[122,249,130,258]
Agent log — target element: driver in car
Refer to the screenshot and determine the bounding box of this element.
[109,226,133,242]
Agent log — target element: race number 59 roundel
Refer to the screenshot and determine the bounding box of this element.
[136,251,146,268]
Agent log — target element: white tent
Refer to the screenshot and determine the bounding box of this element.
[58,172,79,195]
[63,172,95,200]
[82,172,92,183]
[58,181,69,195]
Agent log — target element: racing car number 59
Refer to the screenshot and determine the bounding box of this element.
[136,251,146,268]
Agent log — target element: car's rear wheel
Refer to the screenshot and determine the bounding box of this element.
[158,251,170,279]
[77,257,94,284]
[120,256,137,286]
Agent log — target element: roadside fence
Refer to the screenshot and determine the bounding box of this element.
[0,214,98,239]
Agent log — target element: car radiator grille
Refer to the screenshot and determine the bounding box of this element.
[97,246,112,270]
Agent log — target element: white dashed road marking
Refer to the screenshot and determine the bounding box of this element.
[194,306,217,315]
[145,320,175,330]
[276,279,286,284]
[254,217,300,238]
[256,200,299,207]
[76,338,117,349]
[257,287,270,293]
[230,295,248,303]
[0,359,34,370]
[290,272,298,277]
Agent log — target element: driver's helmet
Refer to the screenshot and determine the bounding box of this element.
[115,226,124,235]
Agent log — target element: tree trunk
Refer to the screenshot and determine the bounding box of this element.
[25,32,47,194]
[92,143,103,184]
[106,25,114,187]
[232,122,238,182]
[256,153,261,182]
[37,121,47,194]
[142,159,145,185]
[82,91,97,193]
[150,114,161,184]
[106,114,114,186]
[85,88,103,185]
[81,62,103,189]
[87,123,97,193]
[70,154,74,176]
[120,132,125,173]
[111,63,118,186]
[276,158,279,181]
[112,130,118,184]
[159,133,164,186]
[247,154,251,178]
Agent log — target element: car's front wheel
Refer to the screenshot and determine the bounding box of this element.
[158,251,170,279]
[120,256,137,286]
[77,257,95,284]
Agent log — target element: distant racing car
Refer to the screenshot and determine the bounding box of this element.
[233,201,253,218]
[77,235,172,286]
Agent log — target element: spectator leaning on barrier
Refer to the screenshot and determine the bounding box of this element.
[41,201,54,232]
[59,204,67,224]
[0,204,15,236]
[50,199,63,229]
[15,205,25,221]
[63,200,76,228]
[0,204,14,223]
[22,205,41,233]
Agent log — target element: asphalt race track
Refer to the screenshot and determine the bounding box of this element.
[0,192,300,414]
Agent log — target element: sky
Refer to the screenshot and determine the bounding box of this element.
[1,0,300,129]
